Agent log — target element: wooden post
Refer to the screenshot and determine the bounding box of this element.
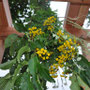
[0,0,24,63]
[0,40,4,63]
[64,3,90,61]
[46,0,90,5]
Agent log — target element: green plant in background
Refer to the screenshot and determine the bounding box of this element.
[0,0,90,90]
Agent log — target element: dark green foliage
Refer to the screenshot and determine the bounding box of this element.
[9,0,29,22]
[20,73,34,90]
[70,75,81,90]
[0,1,90,90]
[77,55,90,87]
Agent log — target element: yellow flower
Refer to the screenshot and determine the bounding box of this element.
[36,48,39,51]
[49,71,57,74]
[44,50,47,53]
[28,27,44,38]
[46,56,49,59]
[43,16,56,31]
[47,53,50,56]
[41,48,44,51]
[42,57,45,60]
[51,75,58,78]
[56,58,58,61]
[60,75,64,77]
[62,72,64,74]
[39,54,42,57]
[36,48,51,61]
[59,64,64,68]
[43,53,45,55]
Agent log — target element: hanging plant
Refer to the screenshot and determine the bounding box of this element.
[0,1,90,90]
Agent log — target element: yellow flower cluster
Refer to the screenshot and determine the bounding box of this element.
[56,39,77,67]
[43,16,56,26]
[49,64,58,78]
[57,30,64,43]
[36,48,51,60]
[47,25,54,31]
[43,16,56,31]
[28,27,44,38]
[57,30,64,36]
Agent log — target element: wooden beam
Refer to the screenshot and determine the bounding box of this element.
[0,0,12,26]
[0,40,4,63]
[64,3,89,35]
[0,16,1,25]
[76,5,89,26]
[64,3,81,27]
[47,0,90,5]
[0,0,24,63]
[0,27,24,40]
[0,0,24,39]
[64,3,90,61]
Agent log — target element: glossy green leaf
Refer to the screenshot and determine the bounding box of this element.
[70,75,81,90]
[17,45,31,63]
[80,70,90,87]
[0,74,11,84]
[0,79,9,90]
[20,73,34,90]
[32,75,42,90]
[38,64,55,83]
[28,55,42,90]
[30,0,38,6]
[5,34,19,48]
[0,74,12,90]
[77,55,90,87]
[14,23,26,32]
[77,75,90,90]
[0,59,16,70]
[30,41,37,50]
[28,55,38,75]
[77,55,90,69]
[4,80,14,90]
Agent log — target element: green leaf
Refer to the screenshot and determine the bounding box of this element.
[5,34,19,48]
[30,41,37,50]
[9,38,20,56]
[30,40,44,51]
[80,70,90,87]
[38,64,55,83]
[0,79,8,90]
[77,55,90,87]
[4,80,14,90]
[14,23,26,32]
[20,73,34,90]
[77,54,90,69]
[28,55,42,90]
[33,78,42,90]
[17,45,31,63]
[0,59,16,70]
[70,75,81,90]
[9,37,28,56]
[28,55,38,75]
[0,79,10,90]
[0,74,11,84]
[30,0,38,6]
[77,76,90,90]
[0,74,12,90]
